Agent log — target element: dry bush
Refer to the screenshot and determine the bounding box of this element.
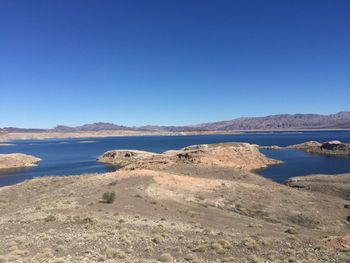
[102,191,115,203]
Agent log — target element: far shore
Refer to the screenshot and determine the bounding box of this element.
[0,130,241,142]
[0,128,349,142]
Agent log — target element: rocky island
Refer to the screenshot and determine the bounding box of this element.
[0,153,41,169]
[289,140,350,156]
[0,142,349,262]
[98,142,282,171]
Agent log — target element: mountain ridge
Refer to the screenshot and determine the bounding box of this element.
[1,112,350,132]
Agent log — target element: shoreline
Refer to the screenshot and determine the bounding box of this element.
[1,128,350,142]
[0,130,241,142]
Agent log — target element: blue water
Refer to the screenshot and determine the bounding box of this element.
[0,131,350,186]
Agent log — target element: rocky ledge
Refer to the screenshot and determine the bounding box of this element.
[0,153,41,169]
[97,150,157,167]
[98,142,282,171]
[259,145,283,150]
[288,140,350,156]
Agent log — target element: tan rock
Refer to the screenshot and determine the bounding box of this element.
[97,150,157,167]
[0,153,41,169]
[288,141,350,156]
[287,141,322,150]
[122,142,282,171]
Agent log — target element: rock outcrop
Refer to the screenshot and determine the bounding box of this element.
[99,142,282,171]
[288,141,350,156]
[97,150,157,167]
[288,141,322,150]
[173,143,282,170]
[0,153,41,169]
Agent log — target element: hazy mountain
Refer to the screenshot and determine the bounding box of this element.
[195,112,350,130]
[52,122,131,132]
[0,127,47,133]
[1,112,350,132]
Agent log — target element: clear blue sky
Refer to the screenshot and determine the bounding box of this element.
[1,0,349,128]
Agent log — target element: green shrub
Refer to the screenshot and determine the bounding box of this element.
[102,191,115,203]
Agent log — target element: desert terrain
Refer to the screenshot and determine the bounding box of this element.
[0,142,349,262]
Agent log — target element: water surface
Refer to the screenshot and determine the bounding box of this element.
[0,131,349,186]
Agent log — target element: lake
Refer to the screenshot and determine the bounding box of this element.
[0,131,350,186]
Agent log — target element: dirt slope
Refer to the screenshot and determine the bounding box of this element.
[0,143,349,262]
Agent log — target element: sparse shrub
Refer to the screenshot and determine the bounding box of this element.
[184,253,198,262]
[218,239,231,249]
[285,228,298,235]
[152,234,164,244]
[53,258,65,263]
[97,255,107,261]
[243,237,258,250]
[44,215,56,222]
[250,255,264,263]
[211,242,225,254]
[102,191,115,203]
[81,216,94,224]
[192,244,207,253]
[267,251,277,261]
[160,253,173,262]
[41,248,53,258]
[211,242,223,250]
[105,248,126,259]
[222,257,236,262]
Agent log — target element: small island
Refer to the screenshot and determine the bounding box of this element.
[97,142,282,171]
[288,140,350,156]
[0,153,41,169]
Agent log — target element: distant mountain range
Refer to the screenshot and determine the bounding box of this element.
[1,112,350,133]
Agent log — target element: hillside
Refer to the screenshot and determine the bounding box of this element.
[195,112,350,131]
[1,112,350,133]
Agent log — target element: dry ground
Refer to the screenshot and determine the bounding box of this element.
[0,144,349,262]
